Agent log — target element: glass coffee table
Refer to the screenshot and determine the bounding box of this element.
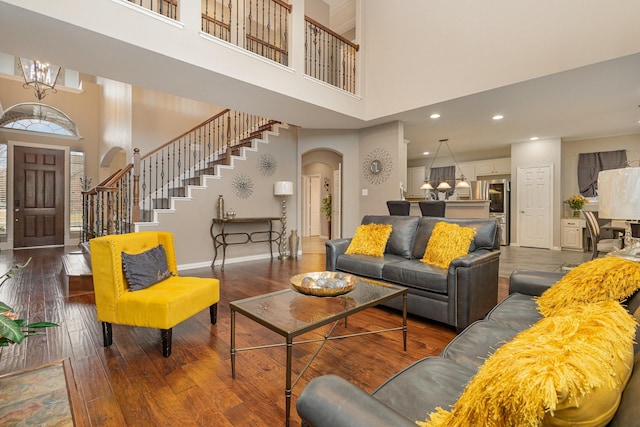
[229,277,407,426]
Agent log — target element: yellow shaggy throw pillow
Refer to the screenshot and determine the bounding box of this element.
[345,223,393,257]
[536,256,640,317]
[421,222,476,268]
[418,300,637,427]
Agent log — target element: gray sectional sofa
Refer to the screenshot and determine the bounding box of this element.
[325,215,501,330]
[297,270,640,427]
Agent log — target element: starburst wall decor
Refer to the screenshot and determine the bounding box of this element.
[362,148,392,185]
[232,173,254,199]
[257,152,278,176]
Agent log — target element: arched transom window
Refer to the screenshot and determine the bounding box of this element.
[0,103,79,137]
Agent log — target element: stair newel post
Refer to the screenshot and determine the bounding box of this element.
[132,148,141,223]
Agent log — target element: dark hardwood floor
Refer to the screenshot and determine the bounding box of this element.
[0,247,494,426]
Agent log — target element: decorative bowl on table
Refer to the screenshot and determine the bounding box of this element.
[290,271,358,297]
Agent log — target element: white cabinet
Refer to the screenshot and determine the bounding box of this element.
[407,166,426,198]
[475,158,511,176]
[457,161,476,181]
[561,218,585,250]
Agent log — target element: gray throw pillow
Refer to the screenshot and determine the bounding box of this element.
[121,244,173,291]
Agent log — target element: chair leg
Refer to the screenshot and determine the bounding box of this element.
[102,322,113,348]
[161,328,172,357]
[210,303,218,325]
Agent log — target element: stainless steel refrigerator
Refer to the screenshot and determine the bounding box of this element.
[471,179,510,245]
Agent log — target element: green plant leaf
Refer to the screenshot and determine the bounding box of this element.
[0,314,25,344]
[0,301,12,312]
[25,322,58,329]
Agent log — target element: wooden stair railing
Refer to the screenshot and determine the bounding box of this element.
[81,110,280,242]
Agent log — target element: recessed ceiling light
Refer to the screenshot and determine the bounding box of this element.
[492,115,504,120]
[530,137,539,141]
[422,151,430,155]
[430,113,440,119]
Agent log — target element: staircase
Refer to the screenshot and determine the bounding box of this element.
[69,110,284,292]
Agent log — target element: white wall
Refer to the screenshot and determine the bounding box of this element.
[358,121,405,217]
[511,138,562,249]
[362,0,640,119]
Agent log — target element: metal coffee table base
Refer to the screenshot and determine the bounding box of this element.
[230,290,407,426]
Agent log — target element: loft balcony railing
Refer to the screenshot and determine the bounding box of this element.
[126,0,359,94]
[202,0,291,65]
[81,109,279,241]
[127,0,178,19]
[304,16,359,94]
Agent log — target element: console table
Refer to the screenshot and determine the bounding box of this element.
[210,217,283,271]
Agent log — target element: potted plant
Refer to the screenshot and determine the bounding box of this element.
[321,193,332,237]
[564,194,588,217]
[0,258,58,357]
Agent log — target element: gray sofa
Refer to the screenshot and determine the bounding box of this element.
[297,270,640,427]
[325,215,500,330]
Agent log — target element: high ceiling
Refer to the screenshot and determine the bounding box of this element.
[2,2,639,165]
[385,52,640,162]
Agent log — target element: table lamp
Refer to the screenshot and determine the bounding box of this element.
[274,181,293,259]
[597,166,640,257]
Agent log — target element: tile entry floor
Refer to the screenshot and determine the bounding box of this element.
[302,236,593,278]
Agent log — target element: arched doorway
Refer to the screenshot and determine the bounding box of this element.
[301,148,343,253]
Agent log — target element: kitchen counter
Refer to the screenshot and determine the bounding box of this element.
[408,200,490,219]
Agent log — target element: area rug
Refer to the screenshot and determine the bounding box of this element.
[0,361,74,426]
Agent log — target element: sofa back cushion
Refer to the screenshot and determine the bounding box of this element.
[361,215,420,259]
[411,217,498,259]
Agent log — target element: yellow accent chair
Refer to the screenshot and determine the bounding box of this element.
[90,231,220,357]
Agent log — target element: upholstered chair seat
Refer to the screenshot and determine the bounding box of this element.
[90,231,220,357]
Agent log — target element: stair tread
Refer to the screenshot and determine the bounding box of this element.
[62,252,92,277]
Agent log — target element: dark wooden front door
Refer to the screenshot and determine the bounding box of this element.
[14,146,65,248]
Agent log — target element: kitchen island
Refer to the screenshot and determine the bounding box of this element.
[408,200,490,219]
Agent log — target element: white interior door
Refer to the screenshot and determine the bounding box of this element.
[517,165,552,248]
[309,175,321,236]
[332,165,342,239]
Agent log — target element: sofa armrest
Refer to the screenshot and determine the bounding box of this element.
[325,239,352,271]
[297,375,415,427]
[508,270,564,296]
[448,249,501,329]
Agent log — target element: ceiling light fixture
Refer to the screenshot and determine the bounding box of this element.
[530,136,539,141]
[492,114,504,120]
[19,57,61,100]
[430,113,441,119]
[421,138,470,199]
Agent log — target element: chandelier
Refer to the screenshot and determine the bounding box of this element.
[421,139,470,193]
[18,58,61,100]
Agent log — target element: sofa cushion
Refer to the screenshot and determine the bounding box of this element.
[411,217,498,259]
[440,320,520,372]
[421,222,476,268]
[485,292,543,331]
[418,300,637,427]
[536,256,640,317]
[361,215,420,259]
[336,253,406,280]
[345,223,393,257]
[372,357,475,424]
[381,260,448,294]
